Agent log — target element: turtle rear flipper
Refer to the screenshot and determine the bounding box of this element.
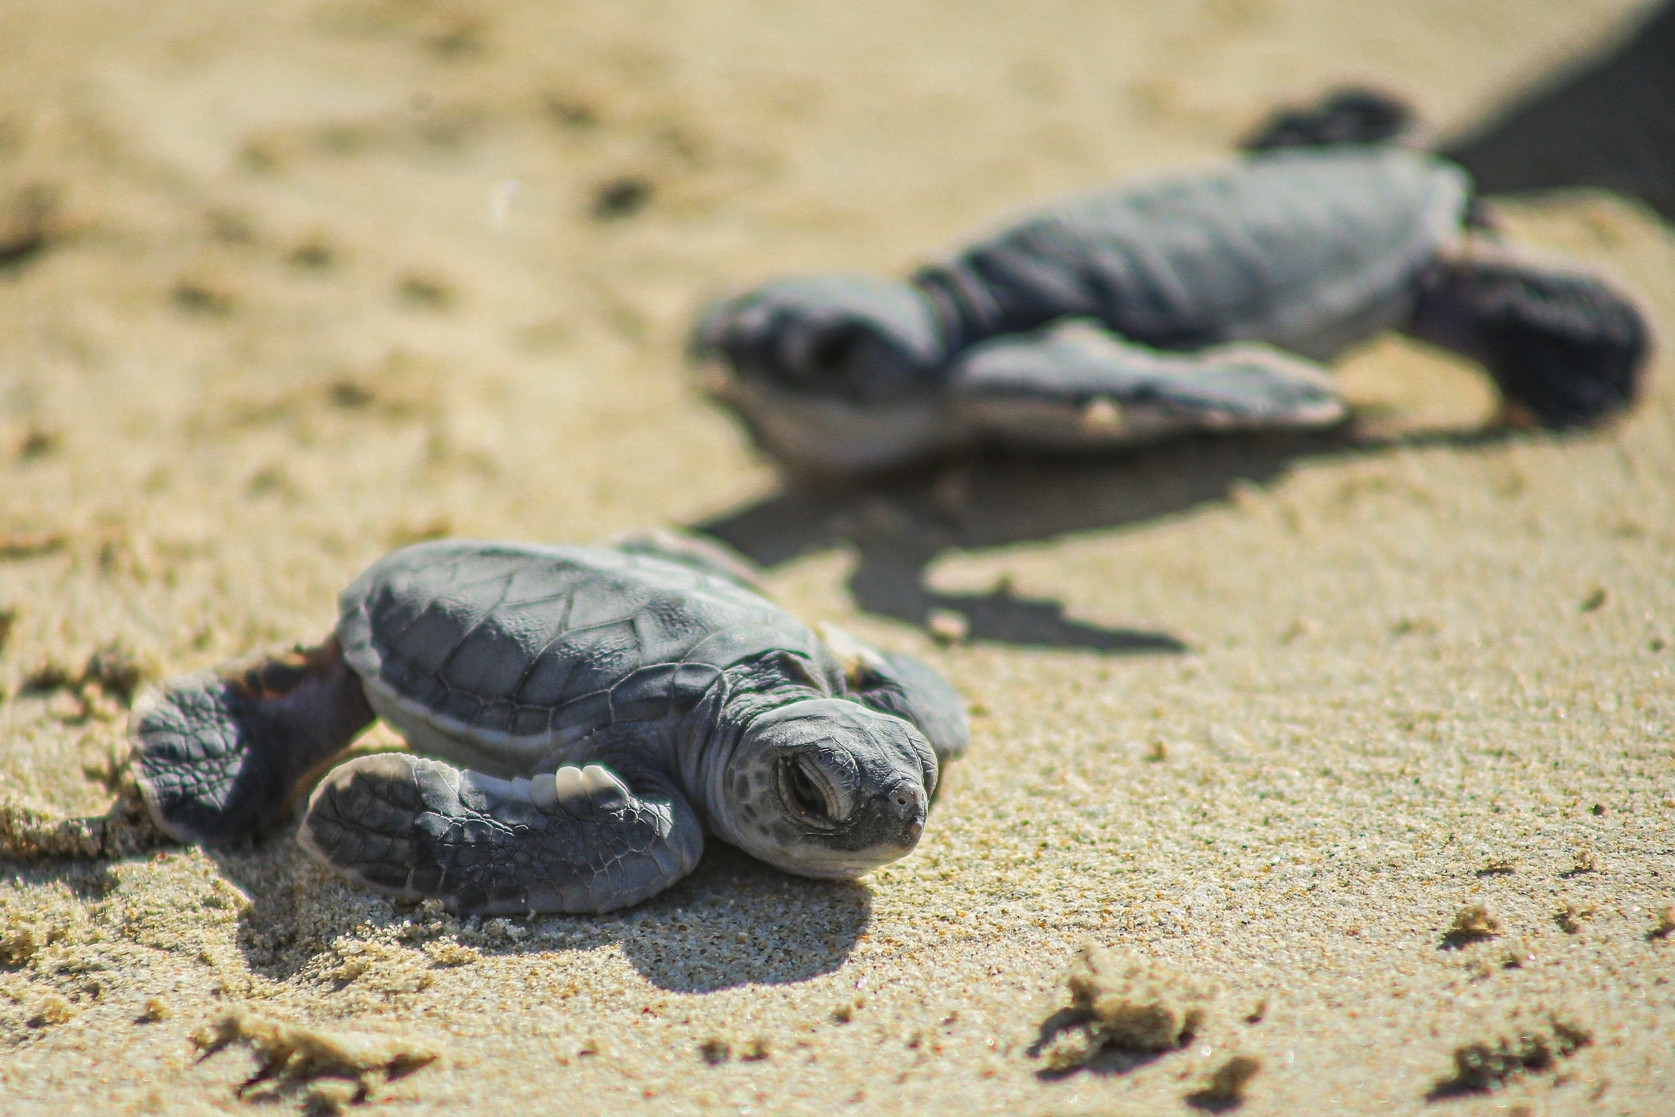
[949,322,1346,451]
[1241,87,1423,152]
[298,753,703,915]
[131,640,374,846]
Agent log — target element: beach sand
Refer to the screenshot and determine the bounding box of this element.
[1,2,1672,1114]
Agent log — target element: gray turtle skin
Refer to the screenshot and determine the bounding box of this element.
[130,537,968,915]
[696,146,1649,475]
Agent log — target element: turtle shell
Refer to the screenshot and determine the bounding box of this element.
[929,147,1471,362]
[336,540,832,777]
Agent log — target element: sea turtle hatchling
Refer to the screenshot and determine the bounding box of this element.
[694,120,1650,476]
[129,534,968,915]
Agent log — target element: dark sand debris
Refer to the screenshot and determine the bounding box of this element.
[591,175,652,219]
[1555,903,1593,934]
[1427,1017,1591,1098]
[20,640,148,711]
[0,185,60,269]
[27,995,74,1028]
[395,273,454,309]
[1,917,41,966]
[1186,1053,1262,1111]
[927,609,971,646]
[1561,848,1598,876]
[421,940,480,967]
[172,278,235,316]
[0,531,66,559]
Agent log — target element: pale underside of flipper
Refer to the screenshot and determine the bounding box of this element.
[298,751,704,915]
[949,321,1348,451]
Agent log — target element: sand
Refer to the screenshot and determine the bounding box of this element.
[2,2,1673,1114]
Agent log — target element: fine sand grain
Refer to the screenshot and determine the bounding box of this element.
[1,2,1672,1115]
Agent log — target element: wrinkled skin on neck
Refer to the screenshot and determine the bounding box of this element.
[692,685,938,880]
[694,275,950,405]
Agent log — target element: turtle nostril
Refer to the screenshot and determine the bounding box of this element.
[888,783,924,820]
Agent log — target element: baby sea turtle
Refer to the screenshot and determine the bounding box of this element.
[695,112,1650,475]
[129,534,968,914]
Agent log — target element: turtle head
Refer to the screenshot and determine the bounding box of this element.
[1414,262,1651,429]
[716,697,938,879]
[693,275,948,405]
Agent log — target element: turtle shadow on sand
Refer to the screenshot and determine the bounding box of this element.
[1443,0,1675,222]
[214,836,871,994]
[0,857,119,911]
[695,423,1519,653]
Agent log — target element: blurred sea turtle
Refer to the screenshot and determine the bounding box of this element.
[129,533,968,915]
[694,92,1651,476]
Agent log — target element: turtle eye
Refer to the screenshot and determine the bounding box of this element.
[786,323,865,383]
[778,755,840,827]
[808,327,860,376]
[788,757,826,816]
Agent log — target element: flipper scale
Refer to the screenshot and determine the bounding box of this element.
[298,753,703,915]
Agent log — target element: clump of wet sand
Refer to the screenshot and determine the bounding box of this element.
[1033,945,1216,1071]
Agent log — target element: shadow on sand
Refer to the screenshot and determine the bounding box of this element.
[0,857,118,907]
[695,424,1519,653]
[213,837,870,994]
[1445,0,1675,220]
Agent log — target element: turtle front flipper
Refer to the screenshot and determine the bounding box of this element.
[298,754,704,915]
[857,650,970,770]
[949,322,1346,451]
[131,640,375,846]
[820,624,969,769]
